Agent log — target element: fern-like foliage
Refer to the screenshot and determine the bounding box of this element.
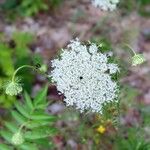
[0,86,57,150]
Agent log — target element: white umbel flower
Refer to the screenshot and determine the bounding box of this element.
[92,0,119,11]
[51,39,119,113]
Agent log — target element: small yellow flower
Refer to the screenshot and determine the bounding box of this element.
[97,125,106,134]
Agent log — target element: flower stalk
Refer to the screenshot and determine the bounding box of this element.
[124,44,136,55]
[124,44,146,66]
[12,65,35,82]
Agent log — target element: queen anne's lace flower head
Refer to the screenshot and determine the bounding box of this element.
[51,39,119,113]
[92,0,119,11]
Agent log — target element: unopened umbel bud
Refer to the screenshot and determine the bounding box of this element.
[132,54,145,66]
[11,131,24,145]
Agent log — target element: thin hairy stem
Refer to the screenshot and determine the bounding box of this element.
[12,65,35,82]
[124,43,136,55]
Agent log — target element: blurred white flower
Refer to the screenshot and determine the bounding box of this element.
[51,39,119,113]
[92,0,119,11]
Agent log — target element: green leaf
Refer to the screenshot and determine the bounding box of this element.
[24,91,33,110]
[0,44,14,76]
[34,139,53,149]
[19,143,38,150]
[11,110,27,125]
[4,122,18,133]
[34,86,48,106]
[35,103,48,110]
[24,127,57,140]
[30,112,56,121]
[0,130,12,143]
[25,120,52,129]
[0,144,13,150]
[15,102,30,118]
[11,32,33,58]
[13,32,33,48]
[21,0,32,7]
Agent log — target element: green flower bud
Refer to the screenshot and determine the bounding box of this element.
[5,81,22,96]
[39,64,47,73]
[132,54,145,66]
[11,132,24,145]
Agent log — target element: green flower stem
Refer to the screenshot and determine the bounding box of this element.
[12,65,35,82]
[18,121,30,132]
[12,65,49,83]
[124,44,136,55]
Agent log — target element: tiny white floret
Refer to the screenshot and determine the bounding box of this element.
[108,64,120,74]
